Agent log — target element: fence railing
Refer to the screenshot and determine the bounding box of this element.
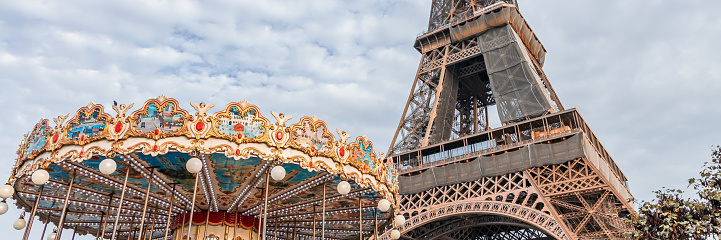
[389,109,628,186]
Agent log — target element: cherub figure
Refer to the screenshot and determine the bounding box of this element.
[190,102,215,116]
[270,111,293,126]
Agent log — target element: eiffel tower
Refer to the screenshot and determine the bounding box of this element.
[381,1,635,239]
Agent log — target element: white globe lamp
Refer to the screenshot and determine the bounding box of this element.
[377,199,391,212]
[0,201,8,215]
[31,169,49,185]
[395,214,406,226]
[13,217,26,230]
[271,166,286,181]
[47,232,57,240]
[0,184,14,199]
[99,159,117,175]
[186,158,203,174]
[337,181,351,195]
[390,229,401,240]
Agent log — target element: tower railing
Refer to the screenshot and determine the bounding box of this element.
[389,108,628,186]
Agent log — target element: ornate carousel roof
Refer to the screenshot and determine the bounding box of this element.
[8,95,398,240]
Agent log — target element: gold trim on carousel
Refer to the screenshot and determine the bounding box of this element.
[287,116,337,158]
[208,101,272,145]
[61,102,112,146]
[10,97,400,199]
[127,95,191,140]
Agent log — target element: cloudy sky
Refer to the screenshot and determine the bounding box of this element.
[1,0,720,238]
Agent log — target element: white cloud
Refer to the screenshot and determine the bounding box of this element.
[1,0,720,238]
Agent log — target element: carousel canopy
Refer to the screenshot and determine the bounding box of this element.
[9,95,398,240]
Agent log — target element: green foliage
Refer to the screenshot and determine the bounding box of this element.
[625,146,721,239]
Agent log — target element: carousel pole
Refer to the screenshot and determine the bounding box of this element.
[146,203,158,240]
[163,183,179,240]
[374,211,377,240]
[233,207,239,240]
[97,212,106,240]
[358,196,362,240]
[203,208,211,238]
[312,205,316,240]
[185,173,200,240]
[273,219,277,240]
[177,216,185,240]
[137,167,157,240]
[130,214,139,240]
[71,227,77,240]
[249,218,253,240]
[292,220,297,240]
[258,188,264,240]
[22,183,45,240]
[97,193,114,240]
[55,170,77,239]
[111,166,133,240]
[261,170,270,240]
[321,182,326,240]
[39,214,50,240]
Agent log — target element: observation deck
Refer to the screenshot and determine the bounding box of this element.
[414,3,546,67]
[389,109,632,201]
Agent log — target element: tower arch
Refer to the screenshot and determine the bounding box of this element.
[375,201,569,240]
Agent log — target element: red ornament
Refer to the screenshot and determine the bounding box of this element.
[237,133,243,139]
[80,135,85,141]
[52,134,59,143]
[154,129,160,135]
[275,131,283,141]
[78,151,83,156]
[311,146,315,152]
[339,147,345,157]
[153,145,158,151]
[310,161,313,167]
[235,149,240,155]
[195,121,204,131]
[114,122,123,133]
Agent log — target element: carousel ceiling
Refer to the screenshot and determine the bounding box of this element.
[9,95,398,240]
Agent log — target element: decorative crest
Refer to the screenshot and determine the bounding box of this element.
[211,101,270,142]
[190,102,215,117]
[111,103,134,117]
[347,136,378,174]
[156,94,168,102]
[53,114,70,128]
[270,111,293,126]
[336,128,351,144]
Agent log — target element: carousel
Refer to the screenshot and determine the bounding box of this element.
[2,95,405,240]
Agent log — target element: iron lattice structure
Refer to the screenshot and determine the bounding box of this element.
[383,1,634,240]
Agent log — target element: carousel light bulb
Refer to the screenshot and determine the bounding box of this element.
[377,199,391,212]
[31,169,50,185]
[47,232,57,240]
[186,158,202,173]
[0,201,7,215]
[13,217,26,230]
[391,229,401,240]
[99,159,118,175]
[337,181,351,195]
[0,184,14,199]
[395,214,406,226]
